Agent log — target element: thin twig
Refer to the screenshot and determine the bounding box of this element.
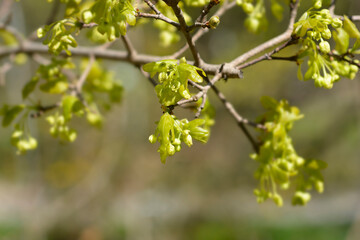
[45,0,60,26]
[238,37,298,69]
[210,83,262,153]
[30,103,61,118]
[136,12,180,29]
[166,0,202,66]
[171,0,236,59]
[76,54,95,91]
[195,93,207,118]
[144,0,161,15]
[231,0,300,67]
[0,62,12,85]
[196,0,220,23]
[0,0,14,23]
[0,41,243,78]
[139,67,158,87]
[121,35,137,60]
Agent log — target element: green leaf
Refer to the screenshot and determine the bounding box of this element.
[297,62,303,80]
[351,39,360,53]
[40,80,68,94]
[2,105,25,127]
[62,95,81,121]
[271,0,283,21]
[333,28,349,54]
[260,96,278,110]
[22,77,39,99]
[343,16,360,39]
[86,111,103,128]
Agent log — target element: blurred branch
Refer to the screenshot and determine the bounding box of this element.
[0,41,242,78]
[171,0,236,59]
[0,0,14,23]
[166,0,203,66]
[196,0,220,23]
[231,0,300,67]
[144,0,161,15]
[136,12,180,28]
[238,37,299,69]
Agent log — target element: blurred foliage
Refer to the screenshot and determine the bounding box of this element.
[0,0,359,239]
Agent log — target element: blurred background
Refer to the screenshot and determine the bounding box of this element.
[0,0,359,239]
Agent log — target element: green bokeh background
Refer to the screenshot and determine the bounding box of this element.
[0,0,359,239]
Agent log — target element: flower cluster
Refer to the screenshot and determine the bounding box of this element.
[295,8,360,88]
[252,97,326,206]
[153,1,192,47]
[37,19,78,55]
[82,0,136,41]
[143,58,205,106]
[149,113,210,163]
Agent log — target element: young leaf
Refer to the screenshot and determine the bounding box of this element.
[343,16,360,39]
[62,95,81,121]
[22,77,39,99]
[2,105,25,127]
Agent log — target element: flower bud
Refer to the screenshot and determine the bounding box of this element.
[37,28,45,38]
[82,10,93,24]
[319,41,330,53]
[67,130,77,142]
[167,144,175,155]
[28,137,38,149]
[183,134,193,147]
[209,16,220,29]
[292,191,311,205]
[149,134,156,144]
[313,0,322,9]
[331,18,342,28]
[315,181,324,193]
[173,138,181,145]
[242,3,254,14]
[175,145,181,152]
[321,29,332,39]
[245,17,260,34]
[273,194,283,207]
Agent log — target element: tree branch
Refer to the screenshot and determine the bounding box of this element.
[165,0,202,66]
[231,0,300,67]
[238,37,298,69]
[136,12,180,29]
[0,41,243,78]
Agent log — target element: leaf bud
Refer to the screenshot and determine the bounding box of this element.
[209,16,220,29]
